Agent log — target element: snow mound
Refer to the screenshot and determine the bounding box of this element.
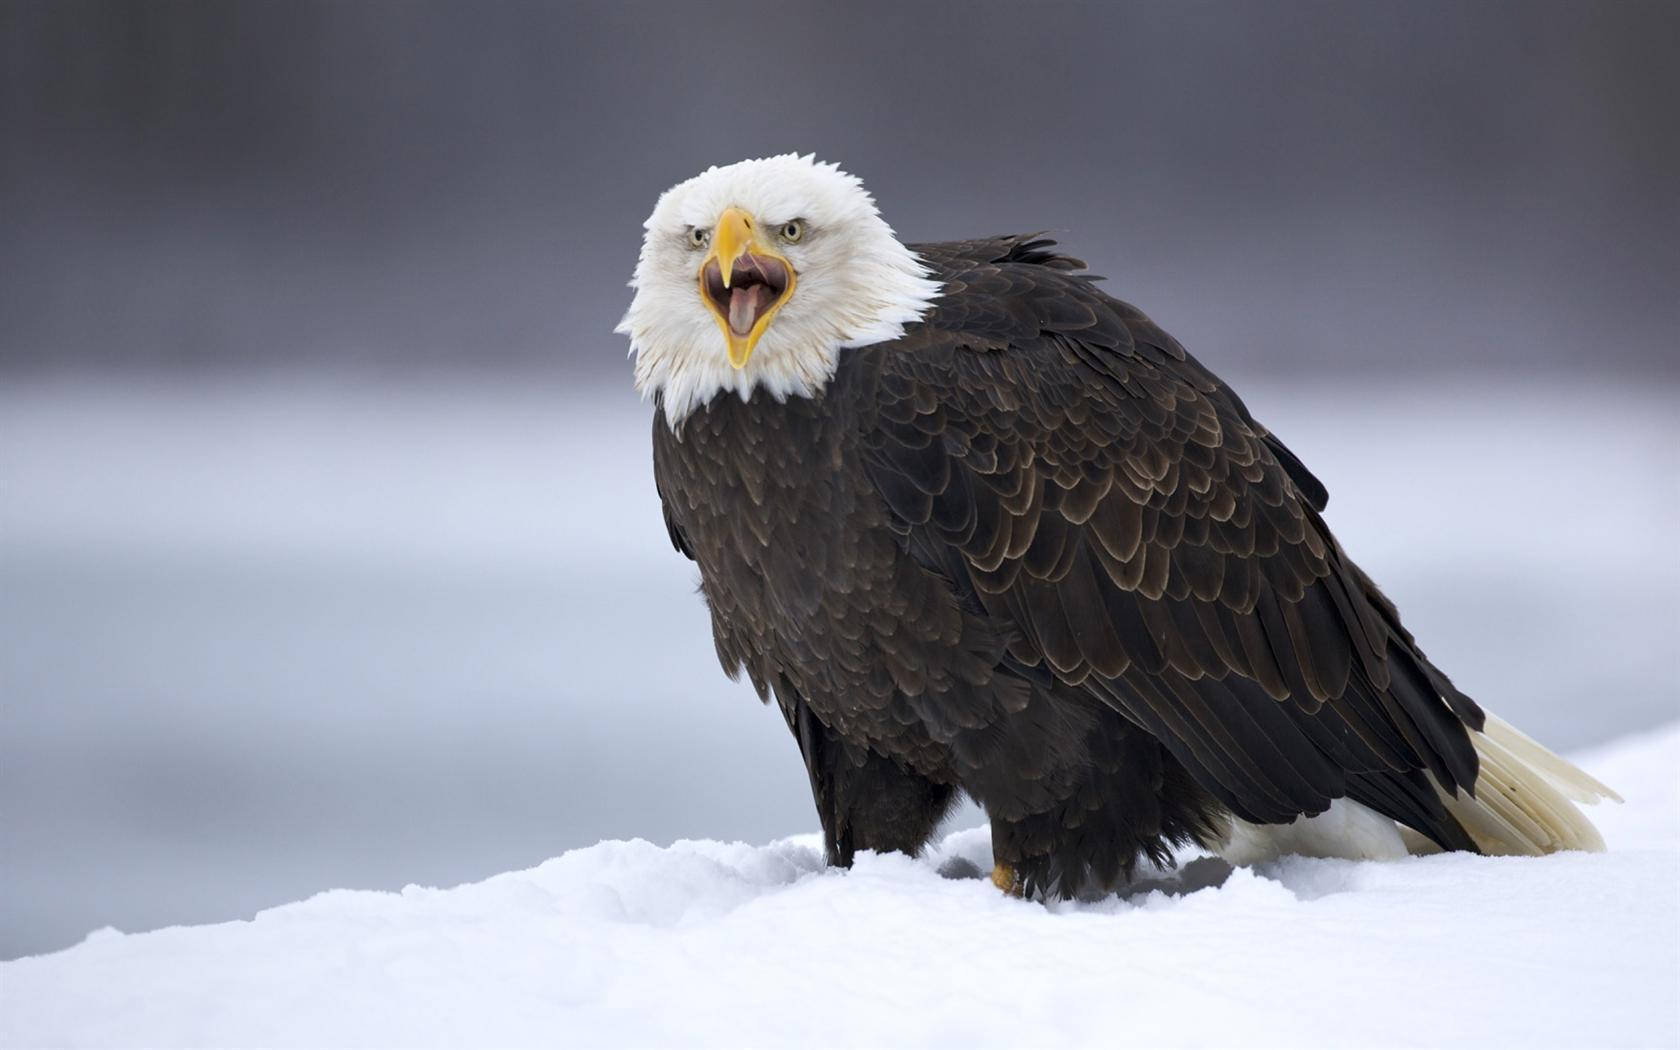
[5,726,1677,1049]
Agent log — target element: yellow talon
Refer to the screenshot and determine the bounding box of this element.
[991,861,1025,897]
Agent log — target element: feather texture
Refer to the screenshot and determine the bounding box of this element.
[650,231,1612,894]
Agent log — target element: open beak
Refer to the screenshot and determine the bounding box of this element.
[699,206,796,369]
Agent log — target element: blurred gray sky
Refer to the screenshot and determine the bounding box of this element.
[3,0,1676,377]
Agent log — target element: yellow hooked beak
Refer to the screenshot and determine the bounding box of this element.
[698,206,797,369]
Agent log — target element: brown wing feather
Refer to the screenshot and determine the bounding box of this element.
[860,237,1481,846]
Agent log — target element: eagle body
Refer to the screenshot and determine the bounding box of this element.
[653,297,1232,889]
[629,157,1615,897]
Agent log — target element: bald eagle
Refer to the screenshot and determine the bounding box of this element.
[620,154,1617,896]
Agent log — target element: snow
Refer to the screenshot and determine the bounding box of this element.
[4,724,1676,1049]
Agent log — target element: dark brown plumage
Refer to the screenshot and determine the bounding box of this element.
[653,235,1487,896]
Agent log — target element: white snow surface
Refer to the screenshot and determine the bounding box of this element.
[4,726,1677,1049]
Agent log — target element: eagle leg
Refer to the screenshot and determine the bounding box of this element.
[780,687,955,866]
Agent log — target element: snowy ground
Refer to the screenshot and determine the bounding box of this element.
[2,373,1676,965]
[2,722,1675,1048]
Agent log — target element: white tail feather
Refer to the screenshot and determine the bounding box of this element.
[1480,712,1623,804]
[1433,714,1617,856]
[1220,709,1619,864]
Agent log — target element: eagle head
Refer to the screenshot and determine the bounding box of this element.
[619,154,941,426]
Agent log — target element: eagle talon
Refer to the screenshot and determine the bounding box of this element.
[990,861,1025,897]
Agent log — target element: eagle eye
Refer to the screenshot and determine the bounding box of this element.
[688,227,710,249]
[779,220,805,243]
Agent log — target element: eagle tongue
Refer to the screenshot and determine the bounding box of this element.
[728,285,768,336]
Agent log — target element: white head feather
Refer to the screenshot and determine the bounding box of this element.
[618,154,942,427]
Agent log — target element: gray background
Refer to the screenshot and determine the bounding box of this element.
[3,0,1677,959]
